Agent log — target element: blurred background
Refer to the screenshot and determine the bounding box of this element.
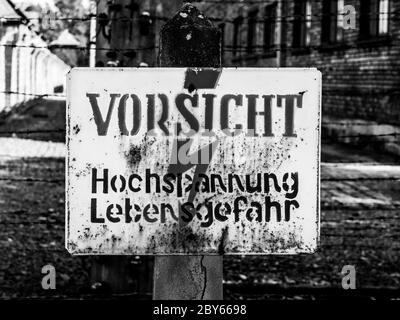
[0,0,400,299]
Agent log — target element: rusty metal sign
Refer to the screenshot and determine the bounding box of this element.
[66,68,321,255]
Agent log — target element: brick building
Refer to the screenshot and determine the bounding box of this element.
[95,0,400,154]
[95,0,181,67]
[195,0,399,133]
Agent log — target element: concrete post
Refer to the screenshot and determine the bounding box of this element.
[90,0,156,297]
[276,0,282,67]
[153,3,223,300]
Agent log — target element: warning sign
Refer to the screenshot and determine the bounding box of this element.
[66,68,321,255]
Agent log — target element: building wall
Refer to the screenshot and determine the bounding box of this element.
[95,0,182,67]
[0,22,71,113]
[197,0,400,126]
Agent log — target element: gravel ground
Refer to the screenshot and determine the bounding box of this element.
[1,152,399,299]
[0,98,399,299]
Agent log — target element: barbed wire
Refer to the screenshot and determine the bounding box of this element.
[322,122,398,126]
[322,137,400,146]
[1,210,400,225]
[0,174,398,184]
[0,177,63,183]
[0,124,398,139]
[0,91,66,98]
[0,126,393,134]
[322,177,400,182]
[0,129,66,135]
[0,43,157,52]
[0,8,397,24]
[2,219,400,228]
[2,40,400,57]
[0,245,398,253]
[326,133,400,139]
[3,87,400,99]
[1,205,398,218]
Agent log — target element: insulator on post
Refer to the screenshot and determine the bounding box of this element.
[98,13,109,27]
[139,11,152,36]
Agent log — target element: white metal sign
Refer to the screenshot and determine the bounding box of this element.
[66,68,321,255]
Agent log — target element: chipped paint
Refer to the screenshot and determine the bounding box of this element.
[66,68,321,255]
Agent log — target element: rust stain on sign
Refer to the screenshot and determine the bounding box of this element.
[66,68,321,255]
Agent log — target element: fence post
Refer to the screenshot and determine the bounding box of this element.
[153,2,223,300]
[89,0,155,298]
[276,0,283,67]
